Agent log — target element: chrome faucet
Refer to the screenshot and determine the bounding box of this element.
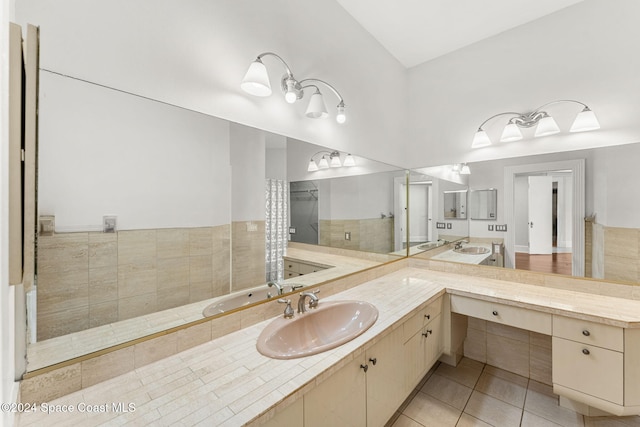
[267,281,283,295]
[277,299,294,319]
[289,284,304,292]
[297,290,320,313]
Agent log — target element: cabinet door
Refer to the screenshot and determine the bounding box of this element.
[262,399,303,427]
[367,326,405,427]
[404,314,443,392]
[552,337,623,405]
[304,357,366,427]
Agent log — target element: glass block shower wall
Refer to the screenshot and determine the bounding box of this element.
[265,179,288,282]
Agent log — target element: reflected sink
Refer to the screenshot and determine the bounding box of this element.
[256,300,378,359]
[454,246,490,255]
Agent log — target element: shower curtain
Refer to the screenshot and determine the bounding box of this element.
[265,179,288,282]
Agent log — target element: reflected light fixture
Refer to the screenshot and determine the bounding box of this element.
[472,100,600,148]
[242,52,347,123]
[460,164,471,175]
[307,151,355,172]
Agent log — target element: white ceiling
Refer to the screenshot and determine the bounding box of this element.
[336,0,584,68]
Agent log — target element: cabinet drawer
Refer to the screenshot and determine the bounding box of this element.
[450,295,551,335]
[403,297,442,342]
[284,260,301,274]
[552,337,623,405]
[553,315,623,351]
[299,263,325,275]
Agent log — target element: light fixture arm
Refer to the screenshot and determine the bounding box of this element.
[255,52,295,78]
[531,99,590,114]
[299,78,345,107]
[477,111,523,131]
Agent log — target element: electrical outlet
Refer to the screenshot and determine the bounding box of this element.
[103,216,117,233]
[289,227,296,234]
[246,222,258,232]
[488,225,494,231]
[345,232,351,241]
[446,223,452,229]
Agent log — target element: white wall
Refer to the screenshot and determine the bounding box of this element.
[38,71,232,231]
[407,0,640,168]
[230,122,266,222]
[15,0,409,167]
[1,0,19,424]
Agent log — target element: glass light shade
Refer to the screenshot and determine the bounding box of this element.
[240,59,272,97]
[330,155,342,167]
[305,91,329,119]
[500,123,523,142]
[471,129,491,148]
[307,159,318,172]
[534,116,560,137]
[343,154,355,166]
[570,108,600,132]
[318,156,329,169]
[284,79,297,104]
[460,164,471,175]
[336,104,346,124]
[452,164,461,173]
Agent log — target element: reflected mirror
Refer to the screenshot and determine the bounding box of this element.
[469,189,497,220]
[443,190,467,220]
[29,70,406,371]
[411,142,640,287]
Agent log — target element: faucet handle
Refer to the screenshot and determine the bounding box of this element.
[277,299,294,319]
[312,289,320,295]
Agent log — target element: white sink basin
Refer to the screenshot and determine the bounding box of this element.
[454,246,490,255]
[256,300,378,359]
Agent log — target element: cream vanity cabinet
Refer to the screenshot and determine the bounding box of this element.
[283,257,331,278]
[552,315,640,415]
[304,325,405,427]
[304,296,443,427]
[403,297,443,392]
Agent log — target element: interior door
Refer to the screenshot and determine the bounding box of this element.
[528,176,552,254]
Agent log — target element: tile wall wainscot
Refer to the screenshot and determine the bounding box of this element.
[592,222,640,283]
[319,218,394,254]
[20,257,407,404]
[37,225,231,340]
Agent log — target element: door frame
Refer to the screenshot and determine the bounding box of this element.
[504,159,585,276]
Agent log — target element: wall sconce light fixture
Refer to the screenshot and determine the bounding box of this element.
[472,100,600,149]
[307,151,355,172]
[241,52,346,123]
[452,163,470,175]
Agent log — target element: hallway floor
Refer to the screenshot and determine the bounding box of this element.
[390,358,640,427]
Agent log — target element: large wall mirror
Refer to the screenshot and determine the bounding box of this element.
[29,70,407,371]
[410,142,640,287]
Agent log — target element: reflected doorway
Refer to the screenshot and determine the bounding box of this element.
[289,181,319,245]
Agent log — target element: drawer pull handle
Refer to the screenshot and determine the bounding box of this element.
[425,314,431,320]
[369,358,377,366]
[582,348,590,355]
[360,364,368,373]
[582,330,590,336]
[422,329,433,337]
[492,310,498,316]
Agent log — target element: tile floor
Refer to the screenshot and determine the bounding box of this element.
[390,358,640,427]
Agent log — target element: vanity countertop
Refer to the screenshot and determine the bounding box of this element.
[430,243,493,264]
[18,266,640,426]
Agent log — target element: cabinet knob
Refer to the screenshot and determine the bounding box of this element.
[582,330,590,337]
[492,310,498,316]
[582,348,590,355]
[369,357,377,365]
[422,329,433,337]
[424,314,431,320]
[360,364,369,373]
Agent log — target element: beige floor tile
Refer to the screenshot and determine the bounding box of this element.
[474,369,528,408]
[464,391,522,427]
[456,413,492,427]
[524,380,584,427]
[584,415,640,426]
[435,357,483,388]
[522,411,564,426]
[420,373,473,410]
[392,413,424,427]
[403,392,461,427]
